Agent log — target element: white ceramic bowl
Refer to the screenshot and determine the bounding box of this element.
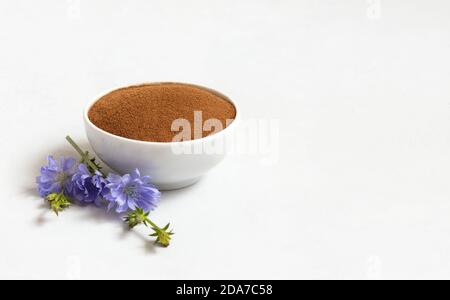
[84,82,238,190]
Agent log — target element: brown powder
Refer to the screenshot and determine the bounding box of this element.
[88,83,236,143]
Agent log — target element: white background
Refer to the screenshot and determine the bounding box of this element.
[0,0,449,280]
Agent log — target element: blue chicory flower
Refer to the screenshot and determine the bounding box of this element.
[71,164,108,206]
[36,155,78,197]
[104,169,161,213]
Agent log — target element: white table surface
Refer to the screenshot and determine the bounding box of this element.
[1,0,449,280]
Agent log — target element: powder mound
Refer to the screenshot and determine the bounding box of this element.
[88,83,236,143]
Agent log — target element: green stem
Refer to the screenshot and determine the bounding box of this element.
[65,135,106,176]
[144,216,160,230]
[65,135,85,157]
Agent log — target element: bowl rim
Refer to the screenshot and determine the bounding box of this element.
[83,82,239,146]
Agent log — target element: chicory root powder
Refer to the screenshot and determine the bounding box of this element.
[88,83,236,143]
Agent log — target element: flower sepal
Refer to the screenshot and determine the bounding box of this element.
[149,223,174,247]
[46,192,71,215]
[124,208,148,229]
